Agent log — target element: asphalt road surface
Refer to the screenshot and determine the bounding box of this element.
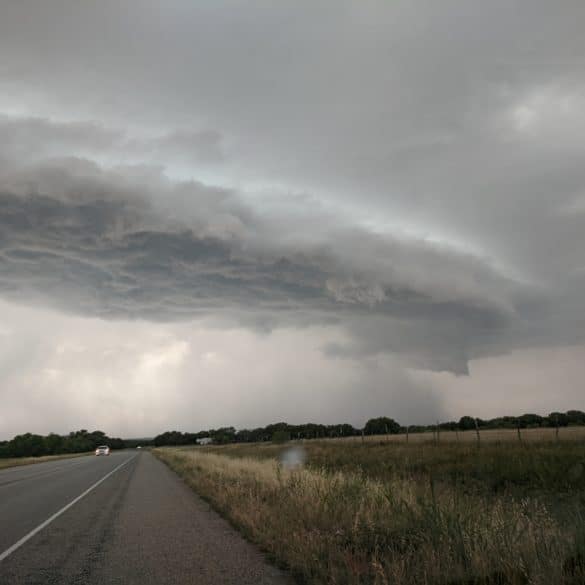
[0,451,290,584]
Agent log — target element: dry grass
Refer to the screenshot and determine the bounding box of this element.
[197,437,585,495]
[0,451,90,470]
[155,443,585,585]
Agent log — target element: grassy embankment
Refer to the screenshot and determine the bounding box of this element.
[0,451,91,470]
[154,431,585,585]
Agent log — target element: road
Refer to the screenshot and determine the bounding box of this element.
[0,451,290,584]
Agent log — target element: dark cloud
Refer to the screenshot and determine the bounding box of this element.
[0,153,533,372]
[0,0,583,403]
[0,190,320,319]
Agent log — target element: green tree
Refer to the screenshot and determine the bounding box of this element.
[364,417,400,435]
[271,430,290,443]
[458,416,477,431]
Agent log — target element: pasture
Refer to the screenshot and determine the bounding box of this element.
[155,432,585,584]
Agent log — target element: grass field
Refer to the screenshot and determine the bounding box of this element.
[155,433,585,584]
[0,451,91,470]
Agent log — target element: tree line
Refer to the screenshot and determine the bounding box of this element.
[3,410,584,456]
[0,429,125,458]
[152,409,585,447]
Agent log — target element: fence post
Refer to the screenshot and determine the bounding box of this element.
[474,418,481,446]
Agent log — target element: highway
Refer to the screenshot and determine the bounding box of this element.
[0,451,289,584]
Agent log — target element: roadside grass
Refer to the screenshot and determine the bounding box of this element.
[155,441,585,584]
[0,451,91,470]
[199,438,585,496]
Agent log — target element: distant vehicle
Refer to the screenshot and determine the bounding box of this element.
[95,445,110,456]
[136,445,142,449]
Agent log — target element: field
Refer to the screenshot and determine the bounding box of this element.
[155,431,585,585]
[0,451,90,470]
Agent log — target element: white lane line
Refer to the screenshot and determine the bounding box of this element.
[0,455,137,563]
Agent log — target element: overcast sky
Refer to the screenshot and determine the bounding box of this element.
[1,1,584,439]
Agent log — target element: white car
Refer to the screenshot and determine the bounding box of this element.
[95,445,110,456]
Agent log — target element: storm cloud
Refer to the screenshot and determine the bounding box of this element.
[0,147,535,373]
[0,1,584,436]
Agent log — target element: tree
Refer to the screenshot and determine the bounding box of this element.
[458,416,477,431]
[271,430,290,443]
[45,433,64,455]
[9,433,48,457]
[567,410,585,426]
[364,417,400,435]
[516,414,544,428]
[548,412,569,427]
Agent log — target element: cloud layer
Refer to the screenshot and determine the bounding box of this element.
[0,141,534,373]
[0,1,584,434]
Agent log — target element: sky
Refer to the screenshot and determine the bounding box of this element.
[1,1,584,438]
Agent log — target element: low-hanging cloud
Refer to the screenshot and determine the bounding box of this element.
[0,136,539,373]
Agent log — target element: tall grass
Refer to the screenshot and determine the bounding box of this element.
[199,439,585,495]
[155,445,585,584]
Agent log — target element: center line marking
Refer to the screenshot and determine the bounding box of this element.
[0,455,137,563]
